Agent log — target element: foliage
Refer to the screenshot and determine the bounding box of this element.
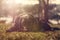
[23,4,39,15]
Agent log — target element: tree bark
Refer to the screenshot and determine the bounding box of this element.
[39,0,51,31]
[39,0,49,23]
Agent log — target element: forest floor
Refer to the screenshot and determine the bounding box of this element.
[0,23,60,40]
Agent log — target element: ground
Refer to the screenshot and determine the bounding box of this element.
[0,23,60,40]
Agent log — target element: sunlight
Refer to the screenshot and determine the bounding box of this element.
[50,0,60,4]
[15,0,39,5]
[1,0,39,24]
[5,0,39,5]
[6,0,14,4]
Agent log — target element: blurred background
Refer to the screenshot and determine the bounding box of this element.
[0,0,60,31]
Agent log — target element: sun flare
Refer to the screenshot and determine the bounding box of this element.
[4,0,39,5]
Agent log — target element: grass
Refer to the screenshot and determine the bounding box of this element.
[0,23,60,40]
[0,23,11,32]
[0,32,47,40]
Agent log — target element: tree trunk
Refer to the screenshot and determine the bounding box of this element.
[39,0,51,31]
[39,0,49,23]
